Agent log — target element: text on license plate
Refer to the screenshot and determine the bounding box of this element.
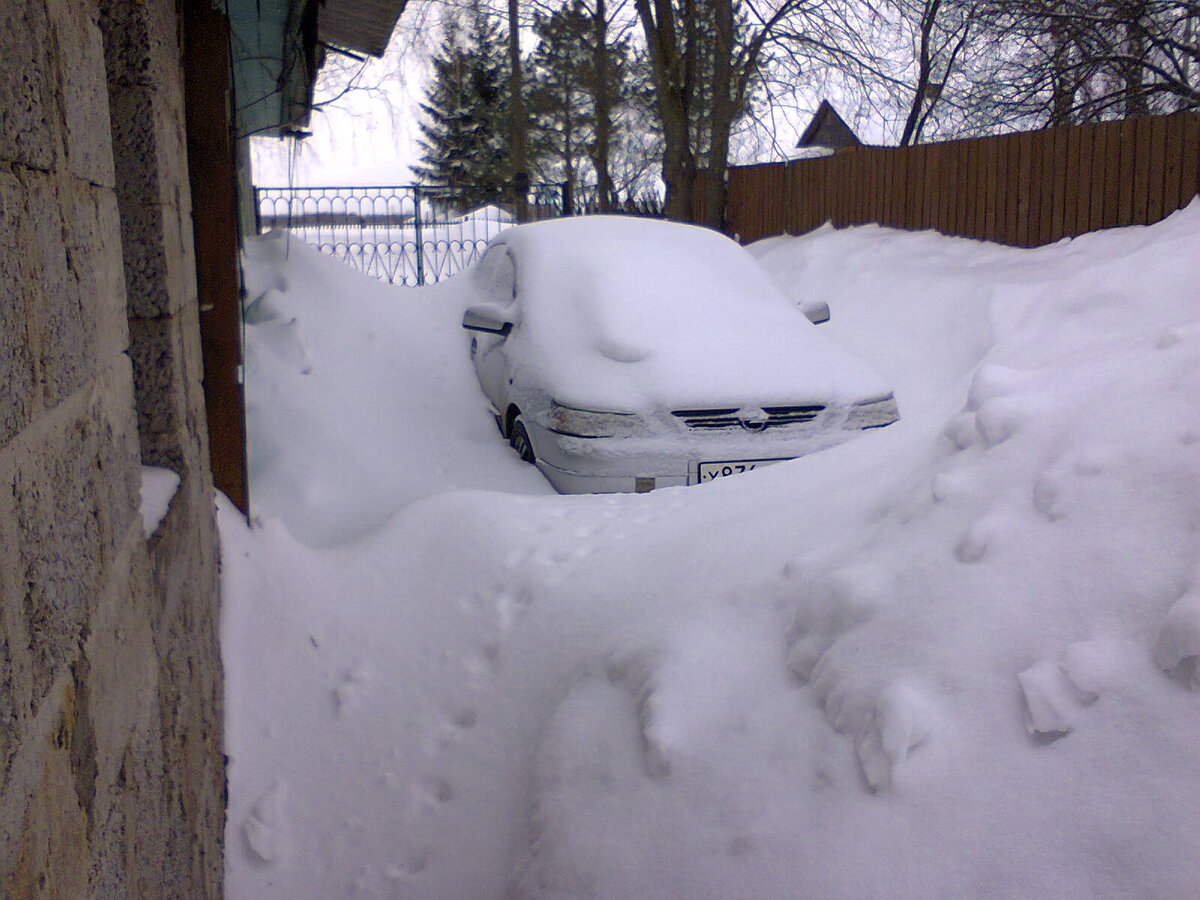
[698,458,790,482]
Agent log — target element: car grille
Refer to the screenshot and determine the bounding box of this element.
[671,405,825,430]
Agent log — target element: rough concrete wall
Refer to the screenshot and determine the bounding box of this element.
[0,0,224,895]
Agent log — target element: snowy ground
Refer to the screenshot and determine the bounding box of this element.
[222,207,1200,899]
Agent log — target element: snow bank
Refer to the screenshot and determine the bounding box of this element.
[222,207,1200,898]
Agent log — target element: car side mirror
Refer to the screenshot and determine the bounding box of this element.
[462,305,514,336]
[802,301,831,325]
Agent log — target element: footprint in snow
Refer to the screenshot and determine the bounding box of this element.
[1017,660,1089,740]
[1017,640,1137,742]
[954,516,1002,564]
[854,681,937,793]
[242,781,289,864]
[1031,469,1067,521]
[942,413,978,452]
[973,397,1024,448]
[966,364,1043,410]
[931,470,973,504]
[1153,585,1200,689]
[332,662,368,718]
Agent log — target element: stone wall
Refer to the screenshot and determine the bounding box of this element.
[0,0,224,895]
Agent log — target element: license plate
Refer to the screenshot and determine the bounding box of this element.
[698,458,789,482]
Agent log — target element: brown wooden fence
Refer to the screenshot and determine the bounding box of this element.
[725,112,1200,247]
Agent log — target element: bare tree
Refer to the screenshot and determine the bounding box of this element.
[634,0,803,226]
[968,0,1198,128]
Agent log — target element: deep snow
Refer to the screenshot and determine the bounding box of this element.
[222,206,1200,898]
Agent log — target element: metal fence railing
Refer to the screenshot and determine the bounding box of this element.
[254,183,668,287]
[253,184,569,286]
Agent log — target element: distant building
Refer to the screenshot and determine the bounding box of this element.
[792,100,863,158]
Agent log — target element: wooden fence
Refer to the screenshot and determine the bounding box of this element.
[724,111,1200,247]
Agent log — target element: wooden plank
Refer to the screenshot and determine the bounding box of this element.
[892,148,906,229]
[869,149,880,226]
[838,153,849,227]
[1102,119,1123,229]
[1063,123,1081,238]
[1160,114,1186,215]
[1084,122,1106,232]
[800,160,815,233]
[942,141,954,235]
[875,149,889,228]
[1002,134,1020,245]
[1050,125,1068,241]
[1075,121,1095,235]
[848,151,859,226]
[888,145,897,226]
[1019,131,1037,246]
[183,0,248,514]
[962,139,974,235]
[924,143,940,233]
[1018,132,1034,245]
[1146,113,1168,224]
[1132,117,1152,225]
[940,141,956,236]
[1037,128,1053,245]
[967,138,983,239]
[1117,117,1138,225]
[981,136,995,242]
[985,134,1002,243]
[863,149,875,226]
[926,142,941,232]
[790,163,805,235]
[1179,114,1200,211]
[803,160,818,233]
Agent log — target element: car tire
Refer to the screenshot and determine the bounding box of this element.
[510,418,536,464]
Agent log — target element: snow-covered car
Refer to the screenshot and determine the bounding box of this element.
[461,216,898,493]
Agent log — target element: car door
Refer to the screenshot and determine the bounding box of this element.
[471,245,518,408]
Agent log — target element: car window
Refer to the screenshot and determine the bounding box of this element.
[473,246,517,306]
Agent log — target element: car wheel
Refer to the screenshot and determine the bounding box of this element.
[510,418,536,464]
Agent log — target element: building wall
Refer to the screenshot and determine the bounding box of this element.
[0,0,224,895]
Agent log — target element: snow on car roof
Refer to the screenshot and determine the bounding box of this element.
[480,216,891,412]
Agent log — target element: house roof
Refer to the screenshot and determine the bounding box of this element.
[228,0,408,137]
[319,0,410,57]
[797,100,861,150]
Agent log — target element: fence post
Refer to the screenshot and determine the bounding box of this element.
[413,187,425,286]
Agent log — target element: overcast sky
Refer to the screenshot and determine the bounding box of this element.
[249,0,872,189]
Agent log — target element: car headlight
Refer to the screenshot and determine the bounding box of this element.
[544,401,645,438]
[845,394,899,430]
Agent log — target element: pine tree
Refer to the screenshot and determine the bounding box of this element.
[413,6,513,212]
[525,0,646,207]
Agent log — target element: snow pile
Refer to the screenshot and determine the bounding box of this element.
[138,466,179,536]
[240,232,550,547]
[222,207,1200,898]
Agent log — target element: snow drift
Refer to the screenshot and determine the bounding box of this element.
[222,206,1200,898]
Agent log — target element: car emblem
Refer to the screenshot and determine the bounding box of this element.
[738,414,768,432]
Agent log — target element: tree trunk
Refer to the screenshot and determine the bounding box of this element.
[901,0,941,146]
[508,0,529,220]
[592,0,615,212]
[1121,7,1149,117]
[635,0,696,221]
[1048,9,1076,125]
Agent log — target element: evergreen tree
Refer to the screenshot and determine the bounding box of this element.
[525,0,647,207]
[413,7,512,211]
